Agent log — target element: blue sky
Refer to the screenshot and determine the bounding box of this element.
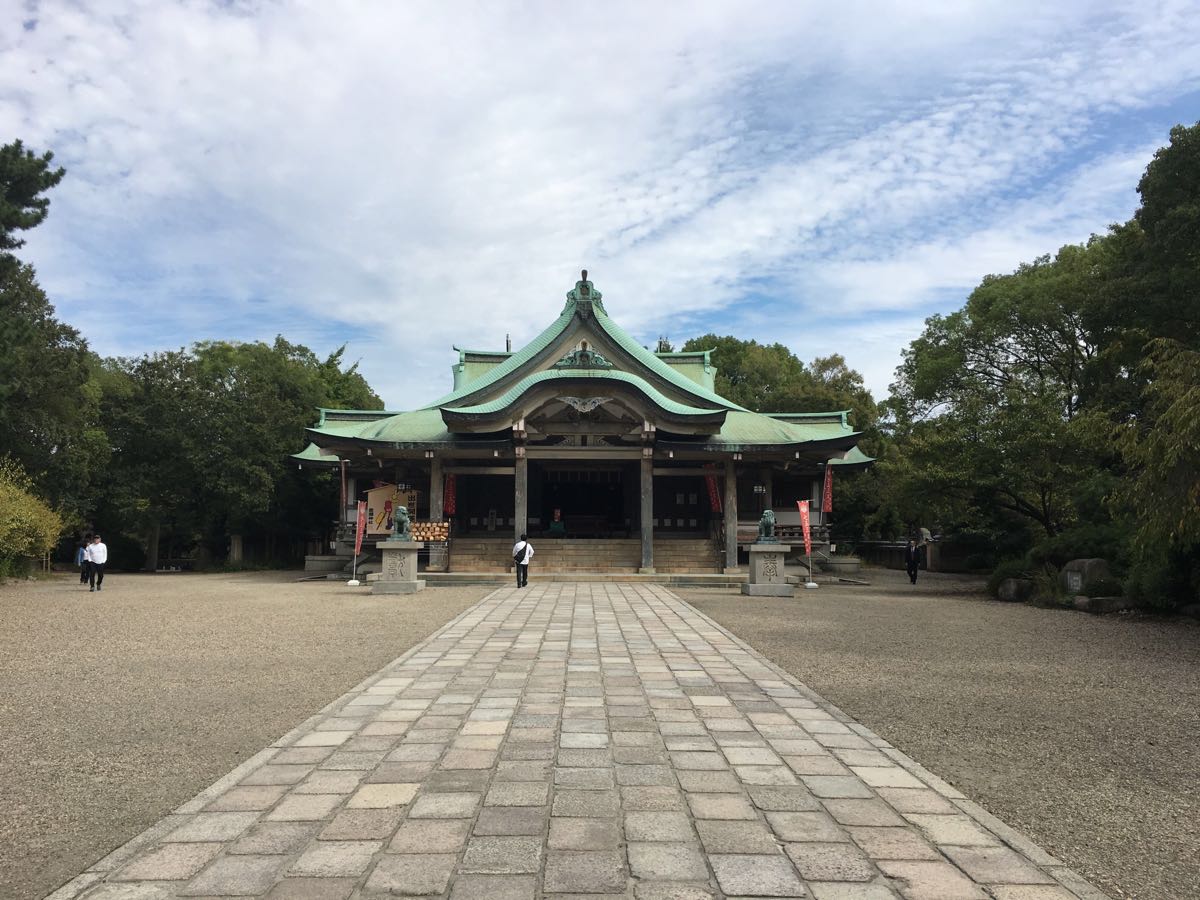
[4,1,1199,410]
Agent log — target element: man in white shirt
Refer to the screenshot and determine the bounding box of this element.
[86,534,108,592]
[512,533,533,588]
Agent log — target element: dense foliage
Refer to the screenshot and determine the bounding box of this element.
[877,122,1200,608]
[0,138,382,571]
[0,457,62,577]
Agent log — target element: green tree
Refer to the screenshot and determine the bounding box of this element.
[0,139,65,266]
[0,264,106,515]
[0,457,63,577]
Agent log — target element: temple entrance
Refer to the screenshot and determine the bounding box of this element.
[653,475,713,536]
[533,462,632,538]
[455,473,515,534]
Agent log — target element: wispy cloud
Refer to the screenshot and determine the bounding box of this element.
[4,1,1198,404]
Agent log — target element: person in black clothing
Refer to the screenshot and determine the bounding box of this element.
[512,534,533,588]
[904,538,920,584]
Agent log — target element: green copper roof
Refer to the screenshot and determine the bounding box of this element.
[423,279,746,413]
[688,411,859,447]
[291,441,341,465]
[442,370,724,419]
[831,446,875,467]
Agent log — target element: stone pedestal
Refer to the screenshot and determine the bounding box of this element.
[742,543,793,597]
[373,541,425,595]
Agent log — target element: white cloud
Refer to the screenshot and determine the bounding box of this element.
[4,0,1199,407]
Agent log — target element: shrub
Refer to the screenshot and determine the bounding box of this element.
[986,557,1033,596]
[0,458,62,578]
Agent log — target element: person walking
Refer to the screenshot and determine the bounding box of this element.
[86,534,108,592]
[512,533,533,588]
[903,538,920,585]
[76,537,91,584]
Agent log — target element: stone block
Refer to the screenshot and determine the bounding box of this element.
[709,853,807,897]
[112,843,223,881]
[543,850,626,894]
[785,841,877,881]
[461,835,543,873]
[475,807,547,836]
[389,819,470,852]
[548,817,621,850]
[628,842,709,881]
[876,860,987,899]
[288,840,380,877]
[180,855,284,896]
[449,875,538,900]
[996,578,1035,602]
[624,811,695,842]
[362,853,456,894]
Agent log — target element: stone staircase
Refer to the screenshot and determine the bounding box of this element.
[447,537,721,574]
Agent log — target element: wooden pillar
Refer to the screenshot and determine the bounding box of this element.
[429,457,444,520]
[724,458,738,571]
[514,454,528,539]
[640,452,654,572]
[763,468,774,510]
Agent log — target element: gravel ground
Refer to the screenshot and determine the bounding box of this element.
[678,567,1200,900]
[0,572,490,900]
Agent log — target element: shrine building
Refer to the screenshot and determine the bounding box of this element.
[295,272,871,576]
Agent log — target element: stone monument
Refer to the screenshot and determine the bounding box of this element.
[373,505,425,594]
[742,510,792,596]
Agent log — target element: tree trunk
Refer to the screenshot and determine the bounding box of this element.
[145,522,160,572]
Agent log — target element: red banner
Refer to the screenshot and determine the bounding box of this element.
[443,474,457,516]
[822,465,833,514]
[704,465,722,513]
[354,500,367,556]
[797,500,812,556]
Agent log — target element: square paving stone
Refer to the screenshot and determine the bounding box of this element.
[696,819,780,853]
[288,840,380,877]
[786,841,877,881]
[616,764,675,786]
[475,807,548,836]
[319,808,403,840]
[180,854,284,895]
[485,781,549,806]
[347,783,418,808]
[823,800,906,827]
[321,750,389,770]
[621,786,685,810]
[389,818,471,852]
[557,749,612,767]
[628,842,709,881]
[424,769,490,793]
[787,756,852,776]
[272,747,334,764]
[544,850,627,894]
[614,746,669,765]
[363,853,457,895]
[905,814,1000,847]
[496,760,552,781]
[441,749,497,769]
[633,883,716,900]
[709,853,807,897]
[625,811,695,842]
[802,776,875,799]
[724,747,784,766]
[876,860,987,899]
[560,732,610,748]
[847,827,940,861]
[553,789,621,817]
[449,874,538,900]
[113,843,224,880]
[461,835,543,873]
[677,770,742,793]
[736,765,799,785]
[408,791,481,818]
[687,793,757,820]
[986,888,1079,900]
[941,846,1056,884]
[556,767,615,789]
[874,788,958,815]
[204,785,288,812]
[748,785,820,811]
[766,811,847,842]
[367,763,435,784]
[807,883,900,899]
[165,813,260,843]
[266,794,342,822]
[849,766,927,789]
[296,771,365,794]
[670,751,728,770]
[264,877,356,899]
[230,822,318,856]
[548,817,621,850]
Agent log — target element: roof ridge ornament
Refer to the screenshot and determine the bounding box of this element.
[566,268,605,312]
[554,346,614,369]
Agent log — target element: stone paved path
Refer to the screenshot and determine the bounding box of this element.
[51,584,1108,900]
